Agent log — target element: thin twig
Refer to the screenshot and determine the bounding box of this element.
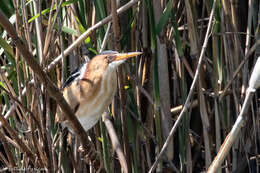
[102,113,128,173]
[170,100,198,115]
[33,0,44,64]
[100,22,112,52]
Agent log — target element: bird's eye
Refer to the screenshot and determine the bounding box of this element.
[106,55,115,63]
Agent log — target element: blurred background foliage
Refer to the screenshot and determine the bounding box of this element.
[0,0,259,172]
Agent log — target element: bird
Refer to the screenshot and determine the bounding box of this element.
[55,51,142,132]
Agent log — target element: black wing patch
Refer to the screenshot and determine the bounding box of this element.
[61,65,83,90]
[73,103,80,113]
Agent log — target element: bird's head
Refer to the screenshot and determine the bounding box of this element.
[101,51,142,68]
[81,51,142,79]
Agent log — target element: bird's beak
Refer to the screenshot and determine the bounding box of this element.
[114,52,142,61]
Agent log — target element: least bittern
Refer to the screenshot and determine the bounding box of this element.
[56,51,142,132]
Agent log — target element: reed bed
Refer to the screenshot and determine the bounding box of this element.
[0,0,259,172]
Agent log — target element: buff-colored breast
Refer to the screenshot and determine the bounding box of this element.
[77,68,117,131]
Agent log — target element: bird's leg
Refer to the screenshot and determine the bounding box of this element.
[74,130,102,171]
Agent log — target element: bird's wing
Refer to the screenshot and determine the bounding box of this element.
[61,63,86,90]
